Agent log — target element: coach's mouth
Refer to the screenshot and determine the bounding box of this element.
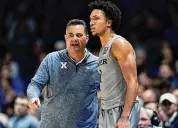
[71,44,79,47]
[71,42,79,47]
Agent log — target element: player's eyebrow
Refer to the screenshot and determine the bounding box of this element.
[90,15,99,19]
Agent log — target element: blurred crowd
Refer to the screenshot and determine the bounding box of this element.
[0,0,178,127]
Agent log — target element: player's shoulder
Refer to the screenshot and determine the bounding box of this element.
[113,35,133,50]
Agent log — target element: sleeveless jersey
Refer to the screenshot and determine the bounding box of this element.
[98,35,128,109]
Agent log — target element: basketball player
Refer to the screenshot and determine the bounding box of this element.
[89,1,140,128]
[27,19,100,128]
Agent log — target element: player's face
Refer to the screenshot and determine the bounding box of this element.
[65,25,88,53]
[90,9,111,36]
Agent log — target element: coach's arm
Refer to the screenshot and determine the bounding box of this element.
[27,54,50,108]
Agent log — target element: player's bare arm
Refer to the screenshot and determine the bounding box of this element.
[111,38,139,118]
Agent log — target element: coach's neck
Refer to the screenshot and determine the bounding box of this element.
[68,50,86,63]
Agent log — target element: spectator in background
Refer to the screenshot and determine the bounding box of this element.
[138,107,160,128]
[138,107,152,128]
[159,40,174,66]
[175,60,178,77]
[164,1,178,47]
[0,75,16,117]
[0,65,25,95]
[138,72,153,88]
[5,1,36,41]
[159,93,178,128]
[0,112,8,128]
[135,48,147,75]
[172,89,178,102]
[145,102,159,113]
[159,64,178,89]
[158,105,168,125]
[7,96,39,128]
[141,89,158,104]
[2,53,20,78]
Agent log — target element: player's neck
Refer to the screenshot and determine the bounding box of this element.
[68,50,85,63]
[99,30,116,47]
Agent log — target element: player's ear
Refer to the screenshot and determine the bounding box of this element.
[107,20,112,27]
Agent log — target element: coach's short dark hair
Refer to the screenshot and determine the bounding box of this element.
[66,19,88,34]
[89,0,121,32]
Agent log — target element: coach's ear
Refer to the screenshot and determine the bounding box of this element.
[86,35,89,44]
[64,34,67,40]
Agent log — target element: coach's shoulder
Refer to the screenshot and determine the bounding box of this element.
[40,51,60,65]
[48,49,66,58]
[88,52,98,62]
[48,51,60,57]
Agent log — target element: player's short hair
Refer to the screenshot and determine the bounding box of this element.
[89,0,121,32]
[66,19,88,35]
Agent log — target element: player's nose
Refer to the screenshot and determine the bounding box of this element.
[90,20,94,26]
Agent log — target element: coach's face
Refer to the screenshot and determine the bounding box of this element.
[65,25,89,53]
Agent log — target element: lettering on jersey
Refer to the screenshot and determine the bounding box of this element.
[99,59,107,66]
[103,47,109,55]
[61,62,67,69]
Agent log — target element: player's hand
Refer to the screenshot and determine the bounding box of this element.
[28,97,41,109]
[115,116,130,128]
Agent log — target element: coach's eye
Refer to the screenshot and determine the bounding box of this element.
[68,34,74,38]
[76,34,83,38]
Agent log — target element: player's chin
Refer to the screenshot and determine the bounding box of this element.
[91,31,97,36]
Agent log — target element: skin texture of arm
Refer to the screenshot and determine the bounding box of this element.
[111,38,139,127]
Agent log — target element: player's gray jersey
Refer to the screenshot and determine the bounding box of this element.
[98,35,127,109]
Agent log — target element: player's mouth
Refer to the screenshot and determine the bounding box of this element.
[90,28,95,32]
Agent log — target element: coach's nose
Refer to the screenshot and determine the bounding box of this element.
[73,35,78,40]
